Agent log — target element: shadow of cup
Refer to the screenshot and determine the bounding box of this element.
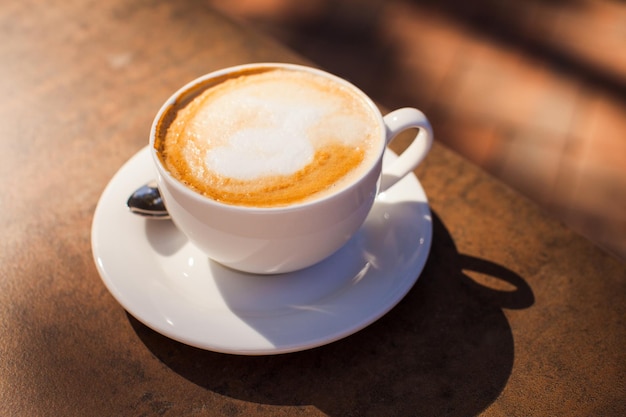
[130,211,533,416]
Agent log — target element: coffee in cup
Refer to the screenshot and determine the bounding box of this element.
[155,67,381,208]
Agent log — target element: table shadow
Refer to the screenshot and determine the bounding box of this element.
[129,211,534,416]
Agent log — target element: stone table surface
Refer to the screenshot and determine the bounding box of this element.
[1,1,624,416]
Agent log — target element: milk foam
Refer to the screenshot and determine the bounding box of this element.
[201,93,326,180]
[206,127,314,180]
[158,68,380,207]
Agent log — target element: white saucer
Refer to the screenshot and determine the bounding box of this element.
[92,146,432,355]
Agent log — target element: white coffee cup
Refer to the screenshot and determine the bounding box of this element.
[150,63,432,274]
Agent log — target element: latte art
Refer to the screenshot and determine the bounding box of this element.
[156,68,381,207]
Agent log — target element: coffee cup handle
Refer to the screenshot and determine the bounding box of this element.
[380,107,433,192]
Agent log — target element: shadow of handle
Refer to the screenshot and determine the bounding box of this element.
[380,107,433,191]
[458,254,535,309]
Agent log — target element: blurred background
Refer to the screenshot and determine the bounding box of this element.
[207,0,625,260]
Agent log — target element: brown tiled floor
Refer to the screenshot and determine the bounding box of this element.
[209,0,626,260]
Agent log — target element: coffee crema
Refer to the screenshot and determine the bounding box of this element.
[155,68,381,207]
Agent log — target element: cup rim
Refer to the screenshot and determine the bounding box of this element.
[149,62,386,213]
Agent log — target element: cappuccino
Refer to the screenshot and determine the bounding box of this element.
[155,67,381,207]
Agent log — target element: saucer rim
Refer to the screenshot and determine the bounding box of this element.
[91,146,432,355]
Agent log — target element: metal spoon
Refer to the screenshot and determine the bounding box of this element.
[126,180,170,219]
